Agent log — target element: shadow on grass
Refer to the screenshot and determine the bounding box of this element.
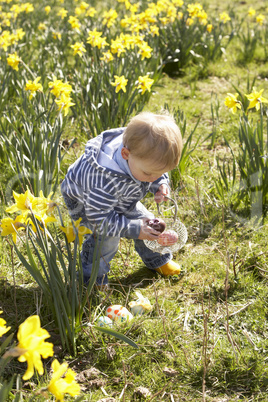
[111,265,159,289]
[0,278,41,328]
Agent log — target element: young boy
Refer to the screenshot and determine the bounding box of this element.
[61,111,183,287]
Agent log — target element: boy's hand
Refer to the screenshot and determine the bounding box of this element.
[154,184,170,203]
[138,218,161,240]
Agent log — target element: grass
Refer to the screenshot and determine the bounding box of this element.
[1,0,268,401]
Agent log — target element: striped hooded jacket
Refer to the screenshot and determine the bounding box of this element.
[61,128,169,239]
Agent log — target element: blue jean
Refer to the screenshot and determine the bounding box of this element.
[62,194,172,285]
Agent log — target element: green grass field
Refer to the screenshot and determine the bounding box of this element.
[0,0,267,400]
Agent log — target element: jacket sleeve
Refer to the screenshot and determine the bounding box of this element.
[83,187,141,238]
[149,173,170,194]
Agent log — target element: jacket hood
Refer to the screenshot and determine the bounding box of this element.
[84,127,127,176]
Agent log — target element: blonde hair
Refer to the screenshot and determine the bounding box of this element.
[123,111,183,170]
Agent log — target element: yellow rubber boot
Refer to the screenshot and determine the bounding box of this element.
[156,260,181,276]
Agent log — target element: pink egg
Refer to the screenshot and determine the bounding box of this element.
[157,230,178,246]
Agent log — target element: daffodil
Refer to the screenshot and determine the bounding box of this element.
[248,7,256,17]
[48,359,80,401]
[111,75,128,93]
[59,218,92,246]
[48,77,72,98]
[149,25,159,36]
[57,8,68,19]
[17,315,54,380]
[187,3,203,18]
[136,75,154,95]
[110,38,126,56]
[102,9,118,28]
[100,51,114,62]
[38,23,46,31]
[55,93,75,116]
[138,43,152,60]
[245,88,268,111]
[6,188,35,215]
[86,7,97,17]
[33,191,57,216]
[7,51,20,71]
[0,311,11,337]
[256,14,265,26]
[207,23,213,33]
[219,12,231,24]
[68,15,80,30]
[25,77,43,99]
[87,29,108,49]
[71,42,86,57]
[224,93,242,114]
[1,215,26,243]
[53,32,62,40]
[45,5,51,14]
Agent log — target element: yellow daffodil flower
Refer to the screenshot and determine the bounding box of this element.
[248,7,256,17]
[197,10,208,25]
[59,218,92,246]
[48,359,80,401]
[172,0,184,6]
[32,191,57,216]
[71,42,86,57]
[6,189,35,215]
[100,51,114,62]
[245,88,268,111]
[17,315,54,380]
[48,77,72,98]
[187,3,203,18]
[102,9,118,28]
[138,43,152,60]
[0,311,11,337]
[53,32,62,40]
[79,2,89,12]
[7,51,20,71]
[110,38,126,56]
[1,215,26,243]
[55,93,75,116]
[57,8,68,19]
[86,7,97,17]
[149,25,159,36]
[22,3,34,13]
[87,29,108,49]
[256,14,265,26]
[14,28,25,41]
[38,23,46,31]
[25,77,43,99]
[224,93,242,114]
[207,23,213,33]
[111,75,128,93]
[0,31,11,51]
[220,12,231,24]
[45,5,51,14]
[137,75,154,95]
[68,15,80,30]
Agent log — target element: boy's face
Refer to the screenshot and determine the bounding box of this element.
[121,147,167,182]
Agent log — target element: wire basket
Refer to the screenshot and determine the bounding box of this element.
[144,196,188,255]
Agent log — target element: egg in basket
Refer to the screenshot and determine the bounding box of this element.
[144,196,188,255]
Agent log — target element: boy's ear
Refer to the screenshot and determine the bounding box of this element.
[121,147,130,160]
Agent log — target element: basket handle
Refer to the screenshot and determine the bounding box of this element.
[157,195,178,224]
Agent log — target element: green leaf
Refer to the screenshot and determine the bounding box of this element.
[94,326,138,349]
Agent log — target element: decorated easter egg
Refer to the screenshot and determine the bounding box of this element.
[129,291,153,316]
[96,316,113,327]
[106,305,133,322]
[157,230,178,246]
